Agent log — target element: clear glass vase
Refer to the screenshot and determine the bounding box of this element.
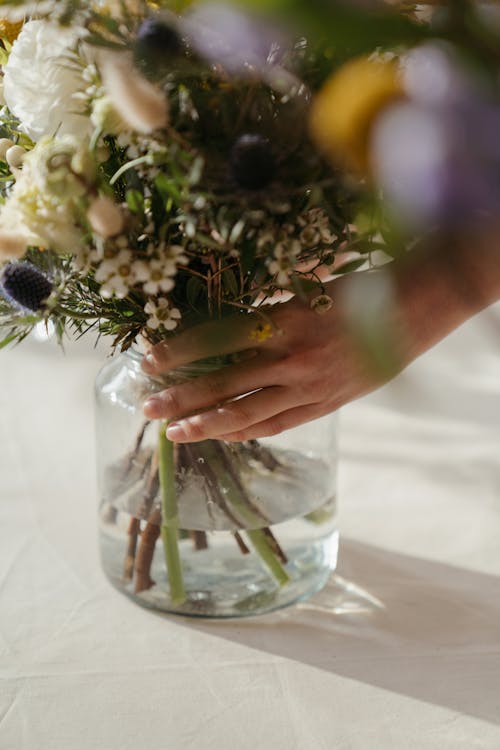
[95,349,339,618]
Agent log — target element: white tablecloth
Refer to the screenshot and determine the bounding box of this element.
[1,307,500,750]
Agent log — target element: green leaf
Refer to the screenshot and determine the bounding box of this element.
[126,189,144,215]
[335,258,367,275]
[90,14,122,36]
[234,0,427,60]
[0,333,18,350]
[154,172,182,204]
[84,34,126,51]
[290,275,318,301]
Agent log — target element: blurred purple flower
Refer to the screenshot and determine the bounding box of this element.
[181,1,296,92]
[372,44,500,228]
[403,43,486,107]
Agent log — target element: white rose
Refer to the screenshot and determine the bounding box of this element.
[0,3,57,21]
[3,20,91,142]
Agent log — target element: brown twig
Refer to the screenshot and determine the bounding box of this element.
[124,517,141,582]
[190,531,209,551]
[242,440,282,472]
[137,449,160,519]
[134,507,162,593]
[184,443,242,527]
[234,531,250,555]
[215,442,270,525]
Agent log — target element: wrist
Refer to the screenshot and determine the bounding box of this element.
[392,224,500,361]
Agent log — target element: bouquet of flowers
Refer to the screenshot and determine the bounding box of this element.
[1,0,499,614]
[0,0,362,614]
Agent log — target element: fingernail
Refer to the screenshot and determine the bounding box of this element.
[166,422,187,441]
[144,395,162,417]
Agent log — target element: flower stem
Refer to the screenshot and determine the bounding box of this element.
[199,441,290,587]
[158,422,186,605]
[246,529,290,587]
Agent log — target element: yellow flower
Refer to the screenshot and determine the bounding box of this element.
[0,18,23,45]
[309,56,403,174]
[249,323,273,343]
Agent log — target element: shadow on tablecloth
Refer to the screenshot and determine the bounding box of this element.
[183,538,500,725]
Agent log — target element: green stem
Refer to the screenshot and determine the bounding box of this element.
[158,422,186,605]
[246,529,290,587]
[110,155,152,185]
[200,442,266,527]
[55,306,97,321]
[200,441,290,587]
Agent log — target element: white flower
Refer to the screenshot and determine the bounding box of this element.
[133,244,188,295]
[0,2,57,20]
[94,249,137,299]
[161,243,189,265]
[3,20,91,142]
[0,136,94,253]
[268,239,300,286]
[132,259,175,296]
[144,298,181,332]
[91,96,128,136]
[298,208,336,246]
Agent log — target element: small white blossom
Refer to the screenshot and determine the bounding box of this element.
[298,208,336,246]
[145,298,181,331]
[134,244,188,295]
[147,241,189,265]
[268,239,301,286]
[132,258,175,295]
[94,248,137,299]
[256,227,276,250]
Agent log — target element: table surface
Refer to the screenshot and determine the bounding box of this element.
[1,306,500,750]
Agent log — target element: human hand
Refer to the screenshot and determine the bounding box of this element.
[142,274,398,443]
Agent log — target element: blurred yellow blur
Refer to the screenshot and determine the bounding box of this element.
[309,56,404,175]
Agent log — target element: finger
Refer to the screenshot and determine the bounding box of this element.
[142,314,270,375]
[218,403,323,442]
[143,355,281,420]
[165,386,304,443]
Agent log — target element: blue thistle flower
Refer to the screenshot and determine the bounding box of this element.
[0,261,53,312]
[230,134,276,190]
[134,16,185,78]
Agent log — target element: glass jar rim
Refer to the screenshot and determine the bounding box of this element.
[124,345,231,380]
